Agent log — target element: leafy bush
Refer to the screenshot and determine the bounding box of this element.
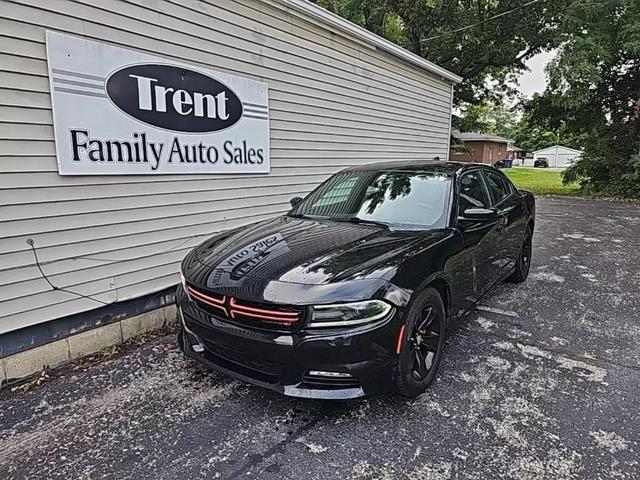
[563,152,640,198]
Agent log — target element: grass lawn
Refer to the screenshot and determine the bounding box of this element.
[504,167,582,196]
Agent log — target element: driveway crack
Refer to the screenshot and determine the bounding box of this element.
[223,417,322,479]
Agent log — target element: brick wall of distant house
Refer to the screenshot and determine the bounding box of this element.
[452,141,507,164]
[483,142,507,164]
[452,142,484,163]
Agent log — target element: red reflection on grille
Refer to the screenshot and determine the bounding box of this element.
[187,286,299,325]
[187,286,227,316]
[229,298,299,324]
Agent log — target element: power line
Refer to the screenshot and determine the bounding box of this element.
[420,0,546,43]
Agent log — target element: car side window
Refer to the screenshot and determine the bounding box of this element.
[502,175,516,194]
[458,171,491,214]
[483,171,511,205]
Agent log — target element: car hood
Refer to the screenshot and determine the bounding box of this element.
[190,216,449,286]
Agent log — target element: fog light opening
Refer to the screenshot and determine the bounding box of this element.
[307,370,353,378]
[179,306,205,353]
[185,329,205,353]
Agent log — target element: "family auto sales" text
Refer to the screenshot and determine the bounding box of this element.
[70,129,266,171]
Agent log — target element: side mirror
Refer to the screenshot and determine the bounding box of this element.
[459,208,497,221]
[289,196,303,208]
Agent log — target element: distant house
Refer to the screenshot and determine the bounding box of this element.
[451,131,512,165]
[507,145,526,163]
[525,145,583,168]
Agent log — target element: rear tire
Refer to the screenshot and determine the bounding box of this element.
[393,288,446,398]
[508,225,533,283]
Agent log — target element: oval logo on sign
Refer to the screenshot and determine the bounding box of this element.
[106,64,243,133]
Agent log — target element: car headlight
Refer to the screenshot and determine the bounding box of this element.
[308,300,393,328]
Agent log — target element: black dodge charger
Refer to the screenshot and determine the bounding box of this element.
[177,161,535,399]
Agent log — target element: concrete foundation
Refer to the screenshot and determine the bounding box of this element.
[0,305,177,385]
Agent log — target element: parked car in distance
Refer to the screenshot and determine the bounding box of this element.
[177,161,536,399]
[534,158,549,168]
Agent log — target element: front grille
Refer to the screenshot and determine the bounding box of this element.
[186,285,303,332]
[301,373,361,389]
[201,339,282,384]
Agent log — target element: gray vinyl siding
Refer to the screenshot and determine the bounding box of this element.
[0,0,455,334]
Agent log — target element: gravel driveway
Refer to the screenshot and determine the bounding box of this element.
[1,196,639,480]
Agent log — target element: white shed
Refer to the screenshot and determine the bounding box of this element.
[525,145,583,168]
[0,0,461,362]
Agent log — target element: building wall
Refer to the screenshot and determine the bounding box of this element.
[452,142,484,163]
[0,0,455,335]
[452,141,507,164]
[482,142,507,164]
[525,147,582,168]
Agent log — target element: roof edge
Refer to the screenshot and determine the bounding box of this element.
[267,0,463,84]
[453,131,514,143]
[532,145,583,154]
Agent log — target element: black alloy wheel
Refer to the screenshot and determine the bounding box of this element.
[394,287,446,397]
[508,225,533,283]
[409,305,441,381]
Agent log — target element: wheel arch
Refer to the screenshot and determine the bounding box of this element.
[400,273,453,325]
[425,277,452,324]
[527,217,535,232]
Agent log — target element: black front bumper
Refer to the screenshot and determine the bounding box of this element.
[175,285,402,399]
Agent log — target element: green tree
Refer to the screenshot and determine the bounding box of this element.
[454,97,519,138]
[533,0,640,196]
[314,0,572,106]
[511,99,586,152]
[316,0,391,37]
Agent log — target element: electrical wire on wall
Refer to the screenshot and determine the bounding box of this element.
[69,235,207,264]
[24,213,246,268]
[27,239,115,306]
[27,234,207,268]
[23,215,238,307]
[24,229,224,306]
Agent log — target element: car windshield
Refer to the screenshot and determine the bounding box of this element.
[289,170,452,229]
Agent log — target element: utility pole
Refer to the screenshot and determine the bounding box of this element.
[555,131,560,167]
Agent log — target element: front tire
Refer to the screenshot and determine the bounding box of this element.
[508,225,533,283]
[393,287,446,398]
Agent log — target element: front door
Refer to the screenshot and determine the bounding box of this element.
[456,170,502,300]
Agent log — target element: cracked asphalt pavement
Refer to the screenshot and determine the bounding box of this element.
[1,196,639,479]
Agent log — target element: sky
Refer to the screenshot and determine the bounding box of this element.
[516,50,557,98]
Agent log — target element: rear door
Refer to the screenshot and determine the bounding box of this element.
[481,169,525,273]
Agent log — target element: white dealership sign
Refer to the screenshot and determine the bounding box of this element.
[46,31,270,175]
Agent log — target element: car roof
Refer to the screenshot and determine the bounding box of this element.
[343,160,488,174]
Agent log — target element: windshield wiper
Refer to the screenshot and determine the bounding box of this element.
[288,213,328,220]
[334,217,391,228]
